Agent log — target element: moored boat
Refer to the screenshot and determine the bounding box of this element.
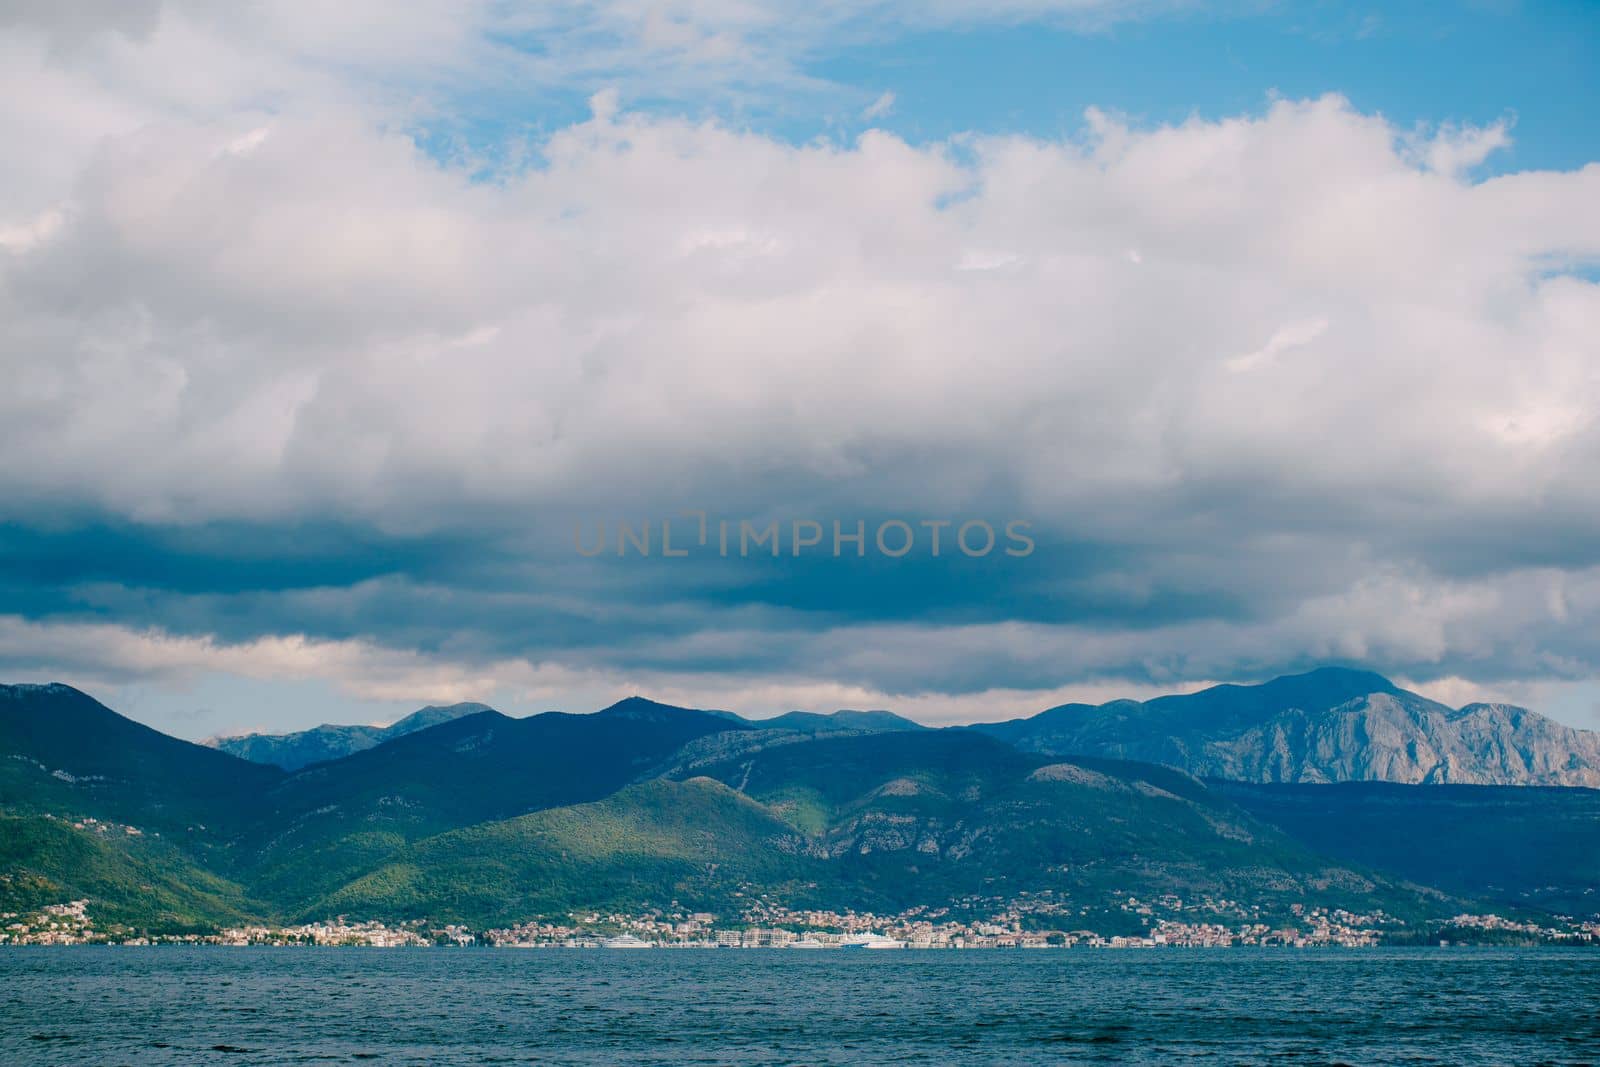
[600,934,654,949]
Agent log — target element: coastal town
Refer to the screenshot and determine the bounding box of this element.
[6,894,1598,949]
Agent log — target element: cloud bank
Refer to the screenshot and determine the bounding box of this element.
[2,3,1598,726]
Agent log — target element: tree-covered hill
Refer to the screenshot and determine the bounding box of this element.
[0,812,257,932]
[1213,780,1600,916]
[307,777,816,924]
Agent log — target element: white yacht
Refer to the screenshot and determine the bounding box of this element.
[786,938,828,949]
[840,934,904,950]
[600,933,654,949]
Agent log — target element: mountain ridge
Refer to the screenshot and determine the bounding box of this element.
[0,682,282,837]
[14,668,1600,789]
[205,701,495,771]
[970,668,1600,787]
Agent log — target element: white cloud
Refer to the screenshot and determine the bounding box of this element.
[3,8,1600,721]
[1409,118,1513,177]
[862,90,896,120]
[6,92,1595,530]
[1224,316,1329,373]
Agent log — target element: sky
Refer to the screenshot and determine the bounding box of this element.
[2,0,1599,738]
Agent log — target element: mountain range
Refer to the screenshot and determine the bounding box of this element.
[2,671,1597,935]
[209,702,925,771]
[209,667,1600,786]
[970,667,1600,787]
[204,703,493,770]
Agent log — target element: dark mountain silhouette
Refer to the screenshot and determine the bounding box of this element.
[0,683,281,836]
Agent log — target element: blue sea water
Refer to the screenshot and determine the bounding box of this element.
[2,947,1598,1065]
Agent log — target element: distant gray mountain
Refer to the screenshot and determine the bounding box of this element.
[756,709,926,734]
[206,702,493,770]
[972,668,1600,787]
[592,698,923,736]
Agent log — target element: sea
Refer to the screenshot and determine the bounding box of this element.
[2,947,1597,1065]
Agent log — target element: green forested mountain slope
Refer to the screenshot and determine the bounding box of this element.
[1213,780,1600,915]
[234,699,747,913]
[0,812,257,931]
[308,777,814,924]
[665,730,1440,917]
